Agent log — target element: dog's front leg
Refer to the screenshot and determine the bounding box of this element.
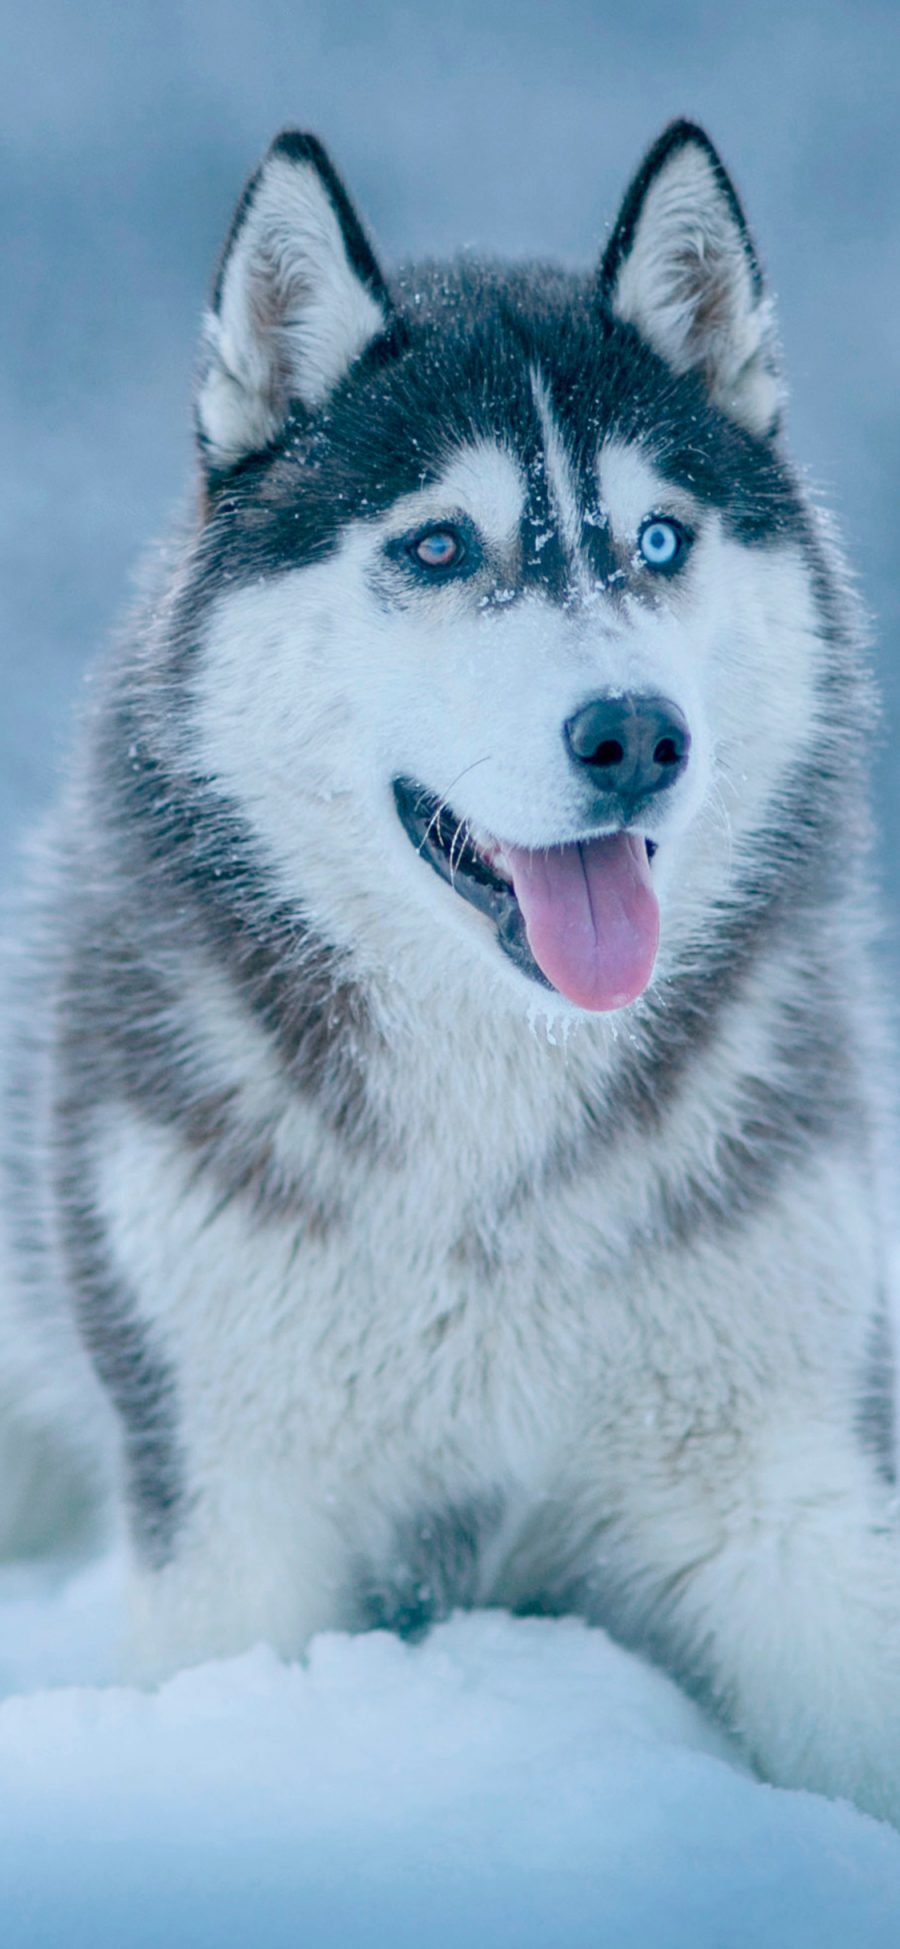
[123,1464,351,1684]
[597,1411,900,1825]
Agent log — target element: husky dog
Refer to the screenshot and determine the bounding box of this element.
[3,118,900,1821]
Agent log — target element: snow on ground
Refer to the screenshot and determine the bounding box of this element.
[1,1554,899,1947]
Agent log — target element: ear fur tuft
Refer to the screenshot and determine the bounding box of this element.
[601,120,783,437]
[197,131,389,469]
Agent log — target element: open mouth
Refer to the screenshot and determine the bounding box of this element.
[392,778,660,1012]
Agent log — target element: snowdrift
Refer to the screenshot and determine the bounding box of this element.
[1,1554,900,1946]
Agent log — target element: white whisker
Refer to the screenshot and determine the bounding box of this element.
[416,755,493,857]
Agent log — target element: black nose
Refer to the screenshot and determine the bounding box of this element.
[564,693,690,814]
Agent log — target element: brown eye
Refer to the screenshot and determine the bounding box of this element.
[413,528,462,570]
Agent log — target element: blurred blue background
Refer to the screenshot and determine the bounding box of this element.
[2,0,899,949]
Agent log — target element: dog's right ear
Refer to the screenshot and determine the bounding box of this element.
[196,132,391,470]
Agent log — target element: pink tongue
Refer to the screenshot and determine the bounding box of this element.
[505,833,659,1011]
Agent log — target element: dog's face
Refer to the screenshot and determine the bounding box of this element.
[183,125,829,1018]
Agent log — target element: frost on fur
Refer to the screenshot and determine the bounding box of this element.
[602,121,783,437]
[197,131,388,468]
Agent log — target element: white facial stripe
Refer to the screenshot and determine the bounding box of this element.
[597,440,698,547]
[530,369,582,564]
[380,441,525,557]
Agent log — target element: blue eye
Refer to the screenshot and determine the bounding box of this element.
[411,528,463,571]
[638,517,687,572]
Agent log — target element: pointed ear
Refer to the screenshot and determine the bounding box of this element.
[600,121,783,437]
[197,131,390,469]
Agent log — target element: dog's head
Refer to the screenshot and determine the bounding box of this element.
[179,124,847,1020]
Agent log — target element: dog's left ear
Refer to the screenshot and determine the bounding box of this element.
[600,121,783,437]
[197,131,391,469]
